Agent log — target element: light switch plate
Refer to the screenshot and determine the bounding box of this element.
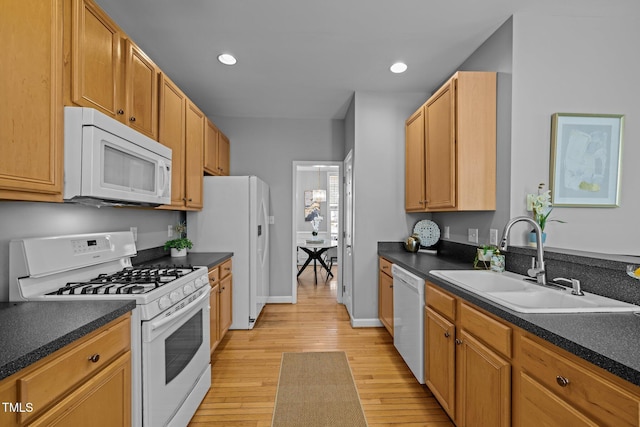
[168,225,174,238]
[444,226,450,239]
[130,227,138,242]
[268,216,275,224]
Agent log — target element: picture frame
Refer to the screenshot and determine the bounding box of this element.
[549,113,624,207]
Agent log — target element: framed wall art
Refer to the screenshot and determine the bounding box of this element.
[549,113,624,207]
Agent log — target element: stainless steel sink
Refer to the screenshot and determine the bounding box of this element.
[429,270,640,313]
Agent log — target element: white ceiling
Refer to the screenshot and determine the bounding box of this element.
[95,0,528,120]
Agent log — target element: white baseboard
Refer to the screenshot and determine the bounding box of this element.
[266,296,294,304]
[350,317,383,328]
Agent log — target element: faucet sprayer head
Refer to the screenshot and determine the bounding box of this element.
[499,238,508,251]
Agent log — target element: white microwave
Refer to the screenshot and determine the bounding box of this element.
[64,107,171,207]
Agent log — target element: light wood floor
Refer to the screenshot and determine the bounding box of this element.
[189,266,454,426]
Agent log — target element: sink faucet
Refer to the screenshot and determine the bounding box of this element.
[499,216,546,285]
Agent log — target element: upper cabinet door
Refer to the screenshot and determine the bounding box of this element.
[425,79,456,210]
[405,107,426,211]
[185,100,204,210]
[125,40,159,140]
[217,132,230,176]
[158,74,187,209]
[70,0,122,118]
[203,119,220,175]
[0,0,64,202]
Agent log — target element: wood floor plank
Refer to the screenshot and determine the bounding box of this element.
[188,267,454,426]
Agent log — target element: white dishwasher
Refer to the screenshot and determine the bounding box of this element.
[392,264,425,384]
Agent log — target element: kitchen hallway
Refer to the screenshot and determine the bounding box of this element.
[189,267,454,426]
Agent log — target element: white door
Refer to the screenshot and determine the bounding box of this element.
[342,151,354,318]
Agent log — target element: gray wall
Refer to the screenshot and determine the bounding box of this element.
[509,8,640,254]
[350,91,427,322]
[0,202,180,301]
[432,17,513,246]
[209,117,344,297]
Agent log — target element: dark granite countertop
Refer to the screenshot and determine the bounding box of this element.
[136,251,233,270]
[379,246,640,388]
[0,300,135,381]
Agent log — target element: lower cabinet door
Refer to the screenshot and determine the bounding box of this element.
[518,372,599,427]
[457,331,510,427]
[425,307,455,418]
[31,351,131,427]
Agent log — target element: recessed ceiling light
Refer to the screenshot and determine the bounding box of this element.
[218,53,237,66]
[390,62,408,74]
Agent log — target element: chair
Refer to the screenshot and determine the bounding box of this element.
[322,246,338,280]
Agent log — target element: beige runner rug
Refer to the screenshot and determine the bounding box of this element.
[272,351,368,427]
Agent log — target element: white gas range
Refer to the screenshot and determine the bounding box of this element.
[9,231,211,427]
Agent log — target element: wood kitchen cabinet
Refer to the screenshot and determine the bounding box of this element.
[159,92,204,211]
[0,0,64,202]
[184,100,205,209]
[405,71,496,212]
[208,267,221,354]
[424,282,511,426]
[378,257,394,336]
[424,278,640,427]
[219,259,233,338]
[208,258,233,354]
[204,119,231,176]
[516,334,640,427]
[0,314,131,427]
[66,0,160,140]
[124,39,159,140]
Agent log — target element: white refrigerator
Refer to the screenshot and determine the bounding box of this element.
[187,176,270,329]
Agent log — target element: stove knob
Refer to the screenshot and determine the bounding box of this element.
[170,290,183,303]
[159,295,171,310]
[183,283,195,295]
[195,276,206,288]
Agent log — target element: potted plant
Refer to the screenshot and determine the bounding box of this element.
[164,221,192,257]
[526,183,565,246]
[474,244,499,269]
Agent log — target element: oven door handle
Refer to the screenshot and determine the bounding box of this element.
[149,288,210,332]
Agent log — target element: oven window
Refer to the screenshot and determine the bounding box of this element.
[165,309,203,384]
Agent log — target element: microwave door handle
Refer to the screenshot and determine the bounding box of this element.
[158,159,169,195]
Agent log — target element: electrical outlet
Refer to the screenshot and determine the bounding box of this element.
[490,229,499,245]
[168,225,174,238]
[468,228,478,244]
[268,216,275,225]
[444,226,450,239]
[130,227,137,242]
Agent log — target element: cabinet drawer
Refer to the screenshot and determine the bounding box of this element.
[520,335,640,427]
[460,303,511,358]
[426,282,456,321]
[220,259,232,279]
[18,316,130,423]
[208,266,219,286]
[379,258,392,276]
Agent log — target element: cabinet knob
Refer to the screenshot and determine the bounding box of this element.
[88,354,100,363]
[129,116,136,122]
[444,331,450,338]
[556,375,570,387]
[455,338,463,345]
[117,109,124,115]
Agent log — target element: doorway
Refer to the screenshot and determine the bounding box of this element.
[291,161,343,304]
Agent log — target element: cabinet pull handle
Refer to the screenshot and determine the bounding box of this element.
[444,331,450,338]
[556,375,570,387]
[129,116,136,122]
[88,354,100,363]
[455,338,463,345]
[117,109,124,115]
